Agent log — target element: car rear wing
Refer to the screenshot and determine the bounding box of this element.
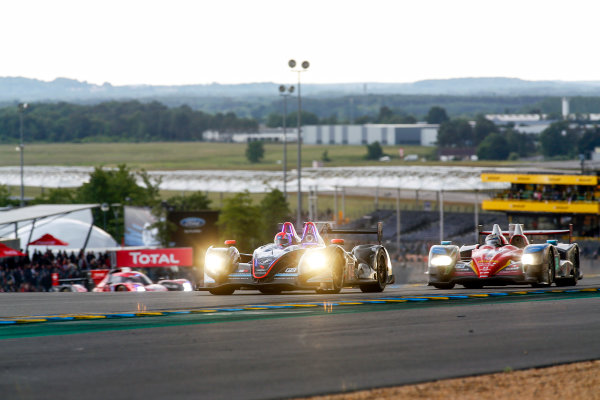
[321,222,383,245]
[478,224,572,244]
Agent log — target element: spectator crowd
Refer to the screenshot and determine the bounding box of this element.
[0,249,112,292]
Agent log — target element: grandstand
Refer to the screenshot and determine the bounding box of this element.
[481,172,600,238]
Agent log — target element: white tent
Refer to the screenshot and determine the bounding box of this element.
[16,217,117,251]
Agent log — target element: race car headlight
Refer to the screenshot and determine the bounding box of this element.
[182,282,193,292]
[430,255,453,267]
[305,252,327,271]
[205,254,226,274]
[522,253,540,265]
[135,285,146,292]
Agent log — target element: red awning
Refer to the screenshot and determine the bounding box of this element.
[0,243,25,258]
[28,233,69,246]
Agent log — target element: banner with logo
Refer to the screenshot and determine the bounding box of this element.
[115,248,193,268]
[167,211,219,248]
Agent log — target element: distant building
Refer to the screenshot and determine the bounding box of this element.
[485,114,555,135]
[485,114,548,123]
[203,128,298,143]
[302,124,439,146]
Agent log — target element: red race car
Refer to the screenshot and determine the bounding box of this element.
[427,223,581,289]
[92,268,192,292]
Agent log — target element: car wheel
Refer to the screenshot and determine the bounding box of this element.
[259,287,282,295]
[432,282,455,289]
[557,251,579,287]
[60,287,71,292]
[209,287,235,295]
[360,249,387,293]
[116,285,128,292]
[565,248,579,286]
[532,250,555,287]
[316,253,345,294]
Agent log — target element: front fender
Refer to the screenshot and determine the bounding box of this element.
[204,245,240,282]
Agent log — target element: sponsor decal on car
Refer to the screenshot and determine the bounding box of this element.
[284,267,297,273]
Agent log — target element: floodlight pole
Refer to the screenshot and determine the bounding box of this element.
[474,190,479,242]
[289,59,310,228]
[18,103,28,207]
[439,190,444,242]
[279,85,294,199]
[396,188,401,252]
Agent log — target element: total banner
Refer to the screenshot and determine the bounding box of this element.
[115,248,193,268]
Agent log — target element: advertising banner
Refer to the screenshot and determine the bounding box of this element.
[115,248,193,268]
[167,211,219,249]
[124,206,160,247]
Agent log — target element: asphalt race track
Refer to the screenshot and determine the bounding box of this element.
[1,277,599,400]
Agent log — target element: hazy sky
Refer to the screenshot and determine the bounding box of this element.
[2,0,599,86]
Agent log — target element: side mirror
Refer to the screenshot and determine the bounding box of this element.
[224,240,236,246]
[331,238,344,245]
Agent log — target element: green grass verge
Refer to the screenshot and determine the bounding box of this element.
[0,142,515,170]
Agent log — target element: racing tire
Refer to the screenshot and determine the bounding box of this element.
[60,287,71,292]
[532,250,556,288]
[259,287,282,295]
[116,285,128,292]
[316,253,345,294]
[556,250,578,286]
[432,282,455,289]
[359,249,387,293]
[208,287,235,295]
[562,248,580,286]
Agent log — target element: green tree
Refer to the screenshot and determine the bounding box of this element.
[165,191,212,211]
[259,189,291,241]
[33,188,77,204]
[539,122,577,158]
[216,191,263,252]
[505,129,536,156]
[426,106,449,124]
[245,141,265,163]
[473,115,498,145]
[285,111,319,126]
[265,113,283,128]
[437,119,473,147]
[77,164,161,242]
[578,127,600,157]
[0,184,15,207]
[365,141,384,160]
[476,133,510,160]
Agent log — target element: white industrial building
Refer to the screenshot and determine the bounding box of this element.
[302,124,439,146]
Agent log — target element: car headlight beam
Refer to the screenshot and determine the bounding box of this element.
[522,253,540,265]
[430,255,453,267]
[305,252,327,272]
[205,254,226,274]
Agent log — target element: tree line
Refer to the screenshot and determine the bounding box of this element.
[0,101,258,143]
[435,108,600,160]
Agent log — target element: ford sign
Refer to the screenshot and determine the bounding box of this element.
[179,217,206,228]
